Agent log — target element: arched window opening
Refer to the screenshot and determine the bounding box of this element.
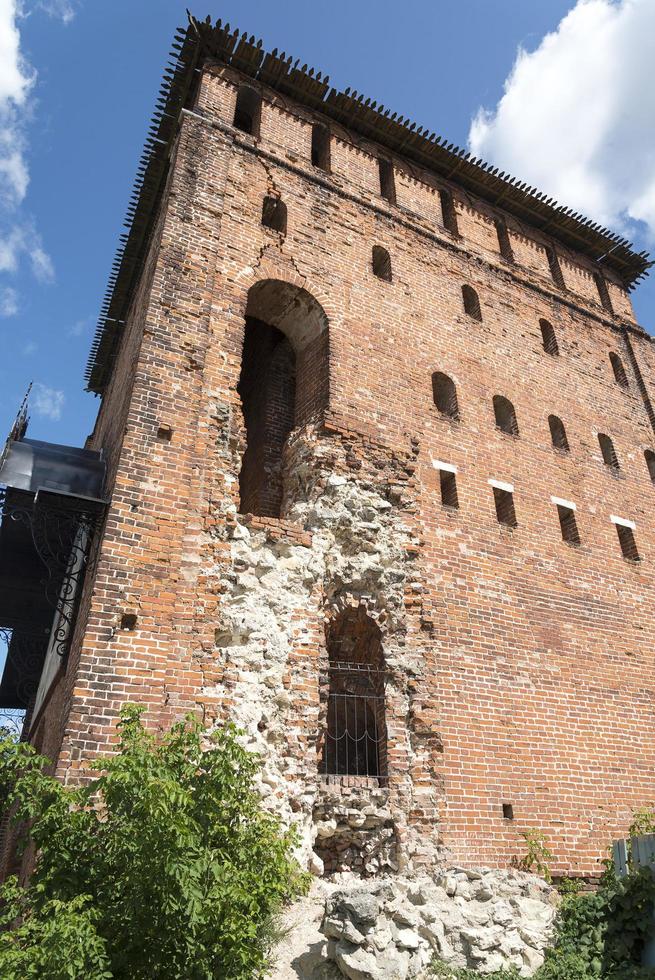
[495,218,514,262]
[311,123,331,171]
[432,372,459,419]
[549,415,570,451]
[609,352,629,389]
[233,85,261,136]
[546,246,565,289]
[372,245,392,282]
[378,157,396,204]
[238,280,329,518]
[321,607,387,782]
[598,433,620,471]
[493,395,519,436]
[594,273,614,313]
[645,449,655,484]
[439,188,459,235]
[540,319,559,356]
[462,284,482,321]
[261,195,287,234]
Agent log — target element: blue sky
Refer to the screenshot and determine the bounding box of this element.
[0,0,653,454]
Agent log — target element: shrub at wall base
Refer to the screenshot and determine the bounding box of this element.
[0,706,306,980]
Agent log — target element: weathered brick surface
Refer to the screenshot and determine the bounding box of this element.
[29,61,655,878]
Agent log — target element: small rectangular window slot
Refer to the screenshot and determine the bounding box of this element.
[612,516,640,561]
[502,803,514,821]
[495,218,514,262]
[378,157,396,203]
[439,470,459,510]
[311,123,331,171]
[439,188,459,235]
[557,505,581,546]
[156,425,173,442]
[546,246,565,289]
[493,487,517,528]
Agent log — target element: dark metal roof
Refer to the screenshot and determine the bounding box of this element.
[0,438,106,499]
[85,13,652,395]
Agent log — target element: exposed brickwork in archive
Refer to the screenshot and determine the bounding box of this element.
[28,58,655,880]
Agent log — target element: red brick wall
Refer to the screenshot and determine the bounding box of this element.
[29,59,655,879]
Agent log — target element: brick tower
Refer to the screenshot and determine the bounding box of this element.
[2,15,655,881]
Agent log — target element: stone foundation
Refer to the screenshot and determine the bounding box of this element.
[270,868,558,979]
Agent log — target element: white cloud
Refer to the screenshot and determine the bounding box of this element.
[0,220,53,281]
[0,284,17,315]
[0,0,35,208]
[67,314,92,337]
[33,0,78,23]
[469,0,655,241]
[0,0,59,309]
[32,381,63,420]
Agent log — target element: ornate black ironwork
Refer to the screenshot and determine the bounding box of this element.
[322,663,388,780]
[0,489,104,658]
[0,627,47,710]
[0,708,25,738]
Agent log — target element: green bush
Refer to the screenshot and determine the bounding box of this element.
[0,706,306,979]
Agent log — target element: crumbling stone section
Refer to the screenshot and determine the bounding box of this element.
[200,418,442,873]
[270,868,557,979]
[313,781,398,877]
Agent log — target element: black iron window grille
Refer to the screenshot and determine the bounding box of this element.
[321,661,388,782]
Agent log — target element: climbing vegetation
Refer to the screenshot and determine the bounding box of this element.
[0,706,307,979]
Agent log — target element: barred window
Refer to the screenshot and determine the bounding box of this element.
[321,607,387,781]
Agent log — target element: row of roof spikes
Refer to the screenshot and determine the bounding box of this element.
[189,15,647,253]
[84,13,650,394]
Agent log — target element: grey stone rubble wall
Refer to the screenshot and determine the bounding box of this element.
[270,868,558,979]
[314,784,398,877]
[204,425,440,872]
